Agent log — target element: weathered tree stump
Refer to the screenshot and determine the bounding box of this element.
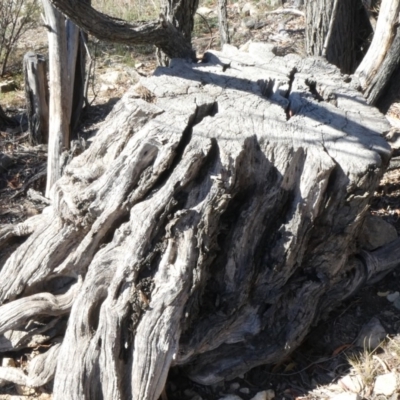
[0,44,395,399]
[24,52,49,145]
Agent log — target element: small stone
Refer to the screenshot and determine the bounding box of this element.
[330,394,361,400]
[385,128,400,150]
[99,70,122,85]
[2,357,15,367]
[218,396,243,400]
[338,374,364,393]
[0,80,16,93]
[197,6,215,16]
[250,390,275,400]
[356,317,386,349]
[239,388,250,394]
[242,17,257,29]
[230,382,240,390]
[242,2,258,16]
[265,0,282,7]
[374,373,397,396]
[393,296,400,310]
[387,291,399,302]
[358,215,397,251]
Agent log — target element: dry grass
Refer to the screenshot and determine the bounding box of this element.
[92,0,161,22]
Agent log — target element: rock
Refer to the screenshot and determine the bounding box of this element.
[265,0,282,7]
[123,67,141,83]
[230,382,240,390]
[355,317,386,349]
[0,81,16,93]
[197,6,215,16]
[358,215,398,251]
[242,17,258,29]
[250,390,275,400]
[338,374,364,393]
[374,372,397,396]
[330,393,361,400]
[218,396,243,400]
[99,70,123,85]
[393,296,400,310]
[242,2,259,16]
[385,128,400,150]
[239,388,250,394]
[387,291,400,302]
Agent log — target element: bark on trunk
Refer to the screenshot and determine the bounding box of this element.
[42,0,86,196]
[355,0,400,104]
[24,52,49,145]
[305,0,366,74]
[217,0,230,47]
[0,44,394,399]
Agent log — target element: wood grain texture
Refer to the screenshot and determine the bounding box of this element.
[0,44,394,399]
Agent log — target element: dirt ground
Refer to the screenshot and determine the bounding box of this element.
[1,1,400,399]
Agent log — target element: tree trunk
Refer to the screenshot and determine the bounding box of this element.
[0,44,394,399]
[355,0,400,104]
[24,52,49,145]
[305,0,368,74]
[217,0,230,47]
[42,0,86,196]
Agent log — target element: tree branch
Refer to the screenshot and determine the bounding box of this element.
[46,0,194,59]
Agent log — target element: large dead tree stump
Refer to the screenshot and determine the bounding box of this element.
[0,44,396,399]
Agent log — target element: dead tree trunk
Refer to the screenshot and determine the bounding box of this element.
[217,0,230,47]
[24,52,49,145]
[355,0,400,104]
[41,0,86,196]
[305,0,370,74]
[0,44,395,399]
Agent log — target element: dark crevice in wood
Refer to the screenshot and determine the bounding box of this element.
[305,78,324,102]
[285,67,297,120]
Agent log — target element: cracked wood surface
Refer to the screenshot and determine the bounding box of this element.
[0,44,393,399]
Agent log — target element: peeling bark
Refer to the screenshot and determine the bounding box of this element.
[0,44,394,399]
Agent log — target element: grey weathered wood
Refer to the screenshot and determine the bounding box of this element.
[363,25,400,104]
[356,0,400,93]
[305,0,366,73]
[0,44,395,399]
[217,0,230,47]
[42,0,84,196]
[24,52,49,145]
[47,0,194,60]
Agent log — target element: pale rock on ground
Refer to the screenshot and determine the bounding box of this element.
[330,393,362,400]
[250,390,275,400]
[218,395,243,400]
[242,2,259,16]
[338,374,364,393]
[358,214,398,251]
[355,317,387,349]
[373,372,397,396]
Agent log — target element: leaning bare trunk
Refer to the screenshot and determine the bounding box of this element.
[355,0,400,104]
[0,44,394,399]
